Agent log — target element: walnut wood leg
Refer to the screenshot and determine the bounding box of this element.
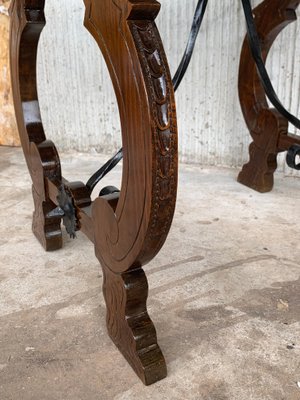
[238,0,300,192]
[237,110,287,193]
[9,2,63,251]
[84,0,177,384]
[102,265,167,385]
[10,0,177,385]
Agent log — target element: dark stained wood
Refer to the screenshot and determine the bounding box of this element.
[9,0,177,385]
[9,0,62,250]
[30,141,63,251]
[238,0,300,193]
[102,265,167,385]
[84,0,177,383]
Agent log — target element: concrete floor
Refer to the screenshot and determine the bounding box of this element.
[0,146,299,400]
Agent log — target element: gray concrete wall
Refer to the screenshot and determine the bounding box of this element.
[37,0,300,175]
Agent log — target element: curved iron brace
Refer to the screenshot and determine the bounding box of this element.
[172,0,209,91]
[86,148,123,194]
[286,144,300,170]
[86,0,208,196]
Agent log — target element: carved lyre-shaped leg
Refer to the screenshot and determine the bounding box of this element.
[83,0,177,385]
[9,1,63,250]
[238,0,300,192]
[10,0,177,385]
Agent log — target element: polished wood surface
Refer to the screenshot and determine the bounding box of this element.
[238,0,300,192]
[9,0,177,385]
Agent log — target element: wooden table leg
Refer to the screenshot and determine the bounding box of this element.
[9,0,177,385]
[9,1,64,250]
[238,0,300,192]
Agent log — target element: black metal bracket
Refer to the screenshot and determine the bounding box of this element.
[286,145,300,170]
[47,185,78,238]
[99,186,120,197]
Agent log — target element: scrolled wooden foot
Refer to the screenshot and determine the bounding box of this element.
[32,185,62,251]
[237,109,287,193]
[237,143,277,193]
[102,265,167,385]
[238,0,300,192]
